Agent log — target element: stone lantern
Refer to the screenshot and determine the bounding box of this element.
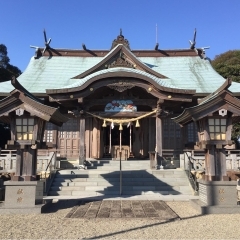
[173,79,240,213]
[0,78,68,214]
[194,109,232,181]
[9,111,46,181]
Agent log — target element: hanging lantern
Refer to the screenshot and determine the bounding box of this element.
[136,119,140,128]
[102,119,107,127]
[119,123,123,130]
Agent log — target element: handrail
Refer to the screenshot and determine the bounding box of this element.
[184,152,199,193]
[38,150,58,195]
[45,151,56,172]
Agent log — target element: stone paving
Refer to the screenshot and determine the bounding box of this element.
[65,200,180,220]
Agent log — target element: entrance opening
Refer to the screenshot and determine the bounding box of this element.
[103,125,132,158]
[104,125,130,146]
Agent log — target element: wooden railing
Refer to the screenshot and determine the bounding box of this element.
[180,149,240,171]
[0,150,17,173]
[162,149,182,159]
[0,149,58,174]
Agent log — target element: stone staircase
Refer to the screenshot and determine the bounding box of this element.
[48,160,197,200]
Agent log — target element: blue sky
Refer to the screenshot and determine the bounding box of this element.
[1,0,240,71]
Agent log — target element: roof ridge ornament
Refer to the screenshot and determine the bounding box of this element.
[111,28,131,50]
[42,29,52,54]
[189,28,197,49]
[30,29,58,58]
[189,28,210,59]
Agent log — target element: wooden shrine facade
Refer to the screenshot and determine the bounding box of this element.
[45,74,196,162]
[0,30,234,162]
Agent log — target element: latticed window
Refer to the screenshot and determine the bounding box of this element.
[162,118,182,149]
[46,123,53,142]
[16,118,34,140]
[198,119,205,141]
[59,118,78,138]
[59,131,64,138]
[208,118,226,140]
[187,122,198,142]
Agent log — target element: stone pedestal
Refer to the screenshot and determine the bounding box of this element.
[191,180,240,214]
[0,181,44,214]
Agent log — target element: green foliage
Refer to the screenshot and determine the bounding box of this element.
[211,50,240,83]
[212,50,240,146]
[232,123,240,148]
[0,44,10,68]
[0,44,21,82]
[0,122,10,149]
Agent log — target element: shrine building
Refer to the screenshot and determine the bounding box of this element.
[1,30,240,163]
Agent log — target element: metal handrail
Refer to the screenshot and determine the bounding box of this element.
[184,152,199,193]
[45,151,56,172]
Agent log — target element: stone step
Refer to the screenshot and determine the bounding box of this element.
[49,189,192,196]
[54,176,188,184]
[52,180,189,187]
[56,170,186,177]
[86,166,150,170]
[48,161,193,198]
[50,185,191,192]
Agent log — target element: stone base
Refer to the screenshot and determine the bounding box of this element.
[198,180,237,206]
[0,181,45,214]
[190,199,240,214]
[0,204,44,214]
[192,179,240,214]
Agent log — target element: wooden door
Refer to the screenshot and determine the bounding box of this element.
[58,118,79,159]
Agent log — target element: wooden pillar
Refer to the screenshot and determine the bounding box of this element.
[156,117,162,159]
[216,148,227,181]
[205,145,227,181]
[79,117,85,165]
[13,148,23,180]
[149,117,156,151]
[97,120,101,158]
[13,146,37,181]
[85,118,90,159]
[205,146,216,181]
[89,117,93,158]
[92,118,98,158]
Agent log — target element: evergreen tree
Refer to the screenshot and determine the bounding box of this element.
[212,50,240,146]
[0,44,21,82]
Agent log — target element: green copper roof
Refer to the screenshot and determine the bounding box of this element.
[1,46,240,94]
[58,67,180,90]
[138,56,239,93]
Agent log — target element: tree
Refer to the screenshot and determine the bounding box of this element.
[0,44,21,148]
[0,123,10,149]
[0,44,21,82]
[212,50,240,146]
[211,50,240,83]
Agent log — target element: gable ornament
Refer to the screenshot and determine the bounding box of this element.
[107,81,135,92]
[219,109,227,116]
[16,108,24,116]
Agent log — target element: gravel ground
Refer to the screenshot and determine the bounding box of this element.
[0,201,240,239]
